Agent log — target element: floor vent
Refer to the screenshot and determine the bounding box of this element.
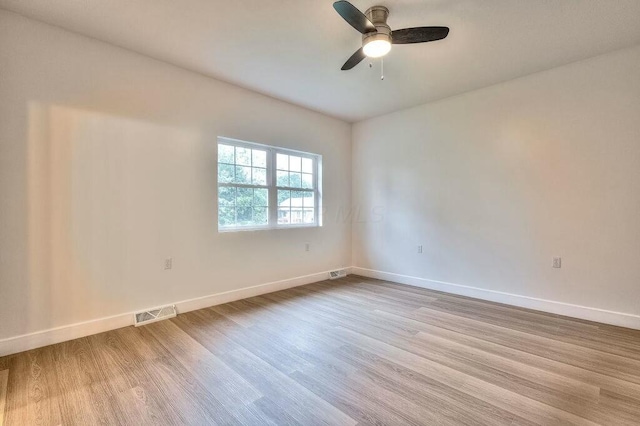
[329,269,347,280]
[134,305,177,327]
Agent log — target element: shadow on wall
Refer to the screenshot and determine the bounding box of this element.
[24,103,206,335]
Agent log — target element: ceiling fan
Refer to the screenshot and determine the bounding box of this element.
[333,0,450,70]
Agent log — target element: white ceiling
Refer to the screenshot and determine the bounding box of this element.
[2,0,640,122]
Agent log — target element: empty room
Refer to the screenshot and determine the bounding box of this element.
[1,0,640,424]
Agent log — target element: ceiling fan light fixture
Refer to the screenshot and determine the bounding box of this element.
[334,1,449,70]
[363,38,391,58]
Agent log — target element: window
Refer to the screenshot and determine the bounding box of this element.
[217,137,321,231]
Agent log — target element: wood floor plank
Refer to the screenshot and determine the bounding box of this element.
[0,370,8,426]
[338,276,444,304]
[349,276,603,330]
[209,302,260,328]
[427,298,640,361]
[258,290,624,422]
[2,276,640,425]
[195,307,314,374]
[109,385,180,426]
[268,289,603,406]
[319,364,466,426]
[329,326,599,426]
[3,349,63,426]
[264,287,421,338]
[146,319,263,405]
[142,354,239,425]
[410,306,640,384]
[145,319,271,425]
[85,328,152,395]
[84,325,198,425]
[334,343,529,426]
[351,276,640,357]
[336,281,440,306]
[263,289,603,404]
[375,309,640,402]
[329,318,613,424]
[414,331,601,401]
[289,369,417,426]
[308,281,429,311]
[251,396,304,426]
[295,344,512,426]
[49,338,115,425]
[220,347,358,426]
[228,302,361,379]
[597,389,640,424]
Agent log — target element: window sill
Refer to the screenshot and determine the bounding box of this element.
[218,224,320,233]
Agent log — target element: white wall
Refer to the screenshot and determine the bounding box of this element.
[0,10,351,342]
[353,45,640,322]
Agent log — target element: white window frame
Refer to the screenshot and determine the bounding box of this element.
[217,136,322,232]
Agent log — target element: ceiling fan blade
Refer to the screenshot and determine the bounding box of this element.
[392,27,450,44]
[333,1,376,34]
[341,48,366,70]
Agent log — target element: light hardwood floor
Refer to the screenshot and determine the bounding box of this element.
[1,275,640,425]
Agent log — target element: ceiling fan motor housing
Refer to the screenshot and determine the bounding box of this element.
[362,6,391,47]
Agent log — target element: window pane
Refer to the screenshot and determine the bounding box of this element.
[278,190,291,206]
[235,166,251,184]
[236,147,251,166]
[218,144,235,164]
[303,209,314,224]
[218,164,235,183]
[276,170,289,187]
[289,156,301,172]
[301,173,313,189]
[278,208,290,224]
[277,190,291,224]
[252,149,266,168]
[254,188,268,206]
[289,172,302,188]
[290,208,303,223]
[277,153,289,170]
[291,190,306,205]
[290,191,305,224]
[218,207,235,227]
[253,207,268,224]
[252,167,266,186]
[303,192,315,209]
[237,207,252,224]
[236,188,253,206]
[218,186,236,207]
[302,157,313,173]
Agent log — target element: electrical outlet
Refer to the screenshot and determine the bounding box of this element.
[305,243,310,252]
[417,245,423,254]
[552,257,561,268]
[165,258,172,270]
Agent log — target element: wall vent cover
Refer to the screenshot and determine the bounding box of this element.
[329,269,347,280]
[134,305,177,327]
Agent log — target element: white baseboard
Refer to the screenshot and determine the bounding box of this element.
[352,267,640,330]
[0,268,346,357]
[174,268,350,313]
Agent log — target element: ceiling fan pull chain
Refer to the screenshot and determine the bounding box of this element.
[381,58,384,81]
